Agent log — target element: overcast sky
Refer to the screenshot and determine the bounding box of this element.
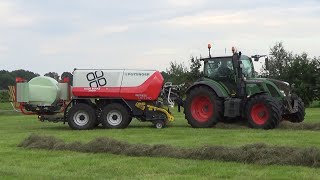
[0,0,319,75]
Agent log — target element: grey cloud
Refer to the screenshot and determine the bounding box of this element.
[1,0,319,75]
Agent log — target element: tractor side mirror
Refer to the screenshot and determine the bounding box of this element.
[251,55,266,62]
[265,57,269,70]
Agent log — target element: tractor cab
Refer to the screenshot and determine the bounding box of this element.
[203,55,254,79]
[202,55,255,96]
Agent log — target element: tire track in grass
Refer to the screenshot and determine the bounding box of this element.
[278,121,320,131]
[19,134,320,168]
[215,121,320,131]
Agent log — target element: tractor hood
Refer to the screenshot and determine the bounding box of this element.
[250,78,291,96]
[265,78,290,95]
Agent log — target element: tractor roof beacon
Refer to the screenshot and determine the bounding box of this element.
[184,45,305,129]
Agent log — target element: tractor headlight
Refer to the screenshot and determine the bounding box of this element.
[280,90,286,97]
[283,81,290,86]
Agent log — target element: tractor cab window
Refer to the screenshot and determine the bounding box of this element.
[240,56,254,78]
[204,57,236,95]
[204,57,234,80]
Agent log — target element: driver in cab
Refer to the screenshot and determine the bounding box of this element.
[218,60,232,78]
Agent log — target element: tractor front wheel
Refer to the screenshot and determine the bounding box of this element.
[246,94,281,129]
[286,94,305,123]
[185,86,223,128]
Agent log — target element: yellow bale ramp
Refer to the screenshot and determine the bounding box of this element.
[8,86,16,102]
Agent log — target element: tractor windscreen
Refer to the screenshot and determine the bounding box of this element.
[204,55,255,80]
[204,57,234,80]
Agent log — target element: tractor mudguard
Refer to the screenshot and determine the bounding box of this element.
[186,81,229,98]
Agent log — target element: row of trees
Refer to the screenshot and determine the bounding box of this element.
[264,42,320,106]
[0,70,72,90]
[0,43,319,105]
[0,70,39,90]
[161,56,202,86]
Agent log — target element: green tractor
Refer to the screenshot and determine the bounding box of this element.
[184,46,305,129]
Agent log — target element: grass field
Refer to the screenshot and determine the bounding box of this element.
[310,101,320,108]
[1,102,320,179]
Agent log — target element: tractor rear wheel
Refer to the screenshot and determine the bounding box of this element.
[100,103,131,129]
[185,86,223,128]
[246,94,281,129]
[286,94,305,123]
[67,103,97,130]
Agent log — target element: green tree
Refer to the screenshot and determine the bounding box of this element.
[61,72,73,85]
[11,69,39,81]
[160,71,169,82]
[188,56,202,82]
[0,71,15,89]
[0,69,39,90]
[165,61,189,85]
[44,72,60,81]
[0,90,10,102]
[287,54,318,105]
[265,43,319,106]
[312,57,320,101]
[163,56,203,85]
[266,42,293,79]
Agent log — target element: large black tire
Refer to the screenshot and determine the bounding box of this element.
[286,94,305,123]
[185,86,223,128]
[100,103,131,129]
[67,103,97,130]
[246,94,281,129]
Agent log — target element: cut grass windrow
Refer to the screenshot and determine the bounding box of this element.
[19,134,320,168]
